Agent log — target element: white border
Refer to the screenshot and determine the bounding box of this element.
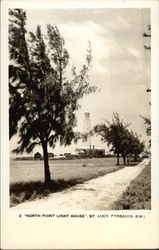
[1,0,159,249]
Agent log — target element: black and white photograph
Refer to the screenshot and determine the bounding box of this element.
[1,0,159,249]
[9,7,151,210]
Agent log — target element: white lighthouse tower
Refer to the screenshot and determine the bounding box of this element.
[83,112,91,147]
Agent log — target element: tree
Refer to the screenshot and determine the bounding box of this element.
[140,115,151,148]
[122,131,145,164]
[131,133,145,162]
[9,9,96,185]
[93,113,144,165]
[93,113,130,165]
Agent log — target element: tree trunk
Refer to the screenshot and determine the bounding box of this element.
[117,153,120,165]
[134,154,137,162]
[122,155,126,165]
[42,141,51,185]
[127,156,129,165]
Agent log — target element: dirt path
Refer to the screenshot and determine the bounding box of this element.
[12,159,149,210]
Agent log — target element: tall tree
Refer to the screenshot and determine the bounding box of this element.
[93,113,144,165]
[93,113,130,165]
[9,9,96,185]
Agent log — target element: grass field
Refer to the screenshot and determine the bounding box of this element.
[10,157,123,207]
[111,162,151,210]
[10,157,118,184]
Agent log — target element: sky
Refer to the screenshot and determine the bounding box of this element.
[10,8,151,156]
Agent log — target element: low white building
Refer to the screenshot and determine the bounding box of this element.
[75,145,105,158]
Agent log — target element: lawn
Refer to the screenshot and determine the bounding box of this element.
[10,157,118,183]
[111,162,151,210]
[10,157,123,207]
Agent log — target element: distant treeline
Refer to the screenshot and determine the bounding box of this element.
[13,154,116,161]
[14,157,35,161]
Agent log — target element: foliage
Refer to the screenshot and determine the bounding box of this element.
[140,115,151,148]
[111,162,151,210]
[93,113,145,165]
[9,9,96,184]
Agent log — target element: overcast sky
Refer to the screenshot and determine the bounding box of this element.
[10,8,151,156]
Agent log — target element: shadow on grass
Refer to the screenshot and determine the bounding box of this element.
[10,165,125,207]
[10,178,84,207]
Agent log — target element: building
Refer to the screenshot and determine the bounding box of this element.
[74,112,105,158]
[34,152,42,160]
[75,145,105,158]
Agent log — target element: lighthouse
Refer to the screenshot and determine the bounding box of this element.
[75,112,105,157]
[83,112,91,147]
